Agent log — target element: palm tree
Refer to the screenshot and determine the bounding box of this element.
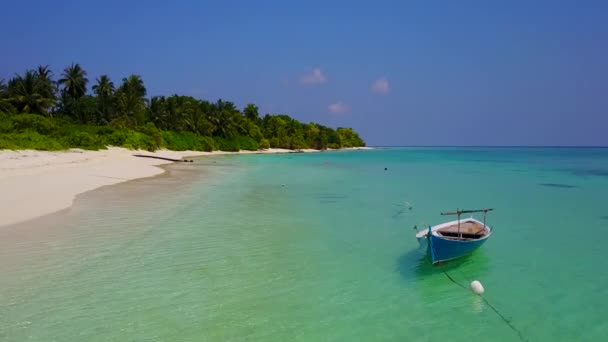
[175,96,213,135]
[202,99,242,138]
[0,78,14,113]
[149,96,169,129]
[115,74,147,124]
[8,71,55,114]
[35,65,56,108]
[36,65,52,79]
[121,74,146,99]
[58,63,88,99]
[215,99,237,113]
[243,103,260,122]
[92,75,114,98]
[93,75,115,122]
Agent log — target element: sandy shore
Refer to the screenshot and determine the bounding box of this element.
[0,146,371,227]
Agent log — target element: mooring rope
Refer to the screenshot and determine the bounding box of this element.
[440,267,528,342]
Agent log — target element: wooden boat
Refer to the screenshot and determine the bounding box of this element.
[416,209,493,264]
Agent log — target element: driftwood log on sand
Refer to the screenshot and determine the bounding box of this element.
[133,154,193,162]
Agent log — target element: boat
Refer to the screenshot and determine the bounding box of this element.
[415,209,493,264]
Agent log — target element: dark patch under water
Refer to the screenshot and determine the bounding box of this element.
[318,193,347,204]
[572,169,608,177]
[539,183,578,189]
[600,216,608,221]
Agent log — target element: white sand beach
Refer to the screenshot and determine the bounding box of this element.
[0,147,371,227]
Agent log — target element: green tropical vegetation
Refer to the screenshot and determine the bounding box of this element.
[0,64,365,151]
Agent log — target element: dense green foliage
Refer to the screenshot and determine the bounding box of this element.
[0,64,365,151]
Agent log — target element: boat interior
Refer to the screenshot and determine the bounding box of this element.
[436,221,489,240]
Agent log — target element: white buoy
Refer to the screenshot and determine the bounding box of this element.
[470,280,485,295]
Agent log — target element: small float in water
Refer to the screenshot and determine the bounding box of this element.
[415,208,493,264]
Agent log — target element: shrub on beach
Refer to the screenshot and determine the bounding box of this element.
[161,131,202,151]
[100,129,155,151]
[259,138,270,149]
[214,137,240,152]
[199,136,215,152]
[123,131,156,151]
[289,136,307,150]
[0,113,15,133]
[269,136,291,149]
[135,123,163,150]
[0,131,65,151]
[161,132,216,152]
[102,129,129,146]
[209,136,261,152]
[62,131,105,150]
[95,126,116,136]
[233,136,259,151]
[0,114,364,152]
[0,135,18,150]
[11,114,57,135]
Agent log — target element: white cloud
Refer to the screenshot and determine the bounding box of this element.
[300,68,327,85]
[370,78,390,94]
[328,101,349,114]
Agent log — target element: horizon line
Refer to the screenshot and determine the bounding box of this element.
[369,145,608,148]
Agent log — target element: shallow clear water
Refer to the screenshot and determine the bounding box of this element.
[2,148,608,341]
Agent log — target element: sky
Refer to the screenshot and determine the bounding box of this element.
[2,0,607,146]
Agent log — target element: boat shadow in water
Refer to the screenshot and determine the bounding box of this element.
[396,247,490,282]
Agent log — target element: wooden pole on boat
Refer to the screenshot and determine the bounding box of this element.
[457,208,461,238]
[483,209,487,228]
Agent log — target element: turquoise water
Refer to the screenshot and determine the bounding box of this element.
[2,148,608,341]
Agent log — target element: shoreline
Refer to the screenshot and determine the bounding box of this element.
[0,146,372,227]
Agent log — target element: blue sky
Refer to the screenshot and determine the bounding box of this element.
[2,0,607,146]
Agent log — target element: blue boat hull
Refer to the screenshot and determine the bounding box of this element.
[427,234,488,264]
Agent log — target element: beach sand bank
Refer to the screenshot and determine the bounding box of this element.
[0,147,371,227]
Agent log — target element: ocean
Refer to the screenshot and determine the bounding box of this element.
[1,147,608,341]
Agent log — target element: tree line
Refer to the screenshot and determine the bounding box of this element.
[0,64,365,151]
